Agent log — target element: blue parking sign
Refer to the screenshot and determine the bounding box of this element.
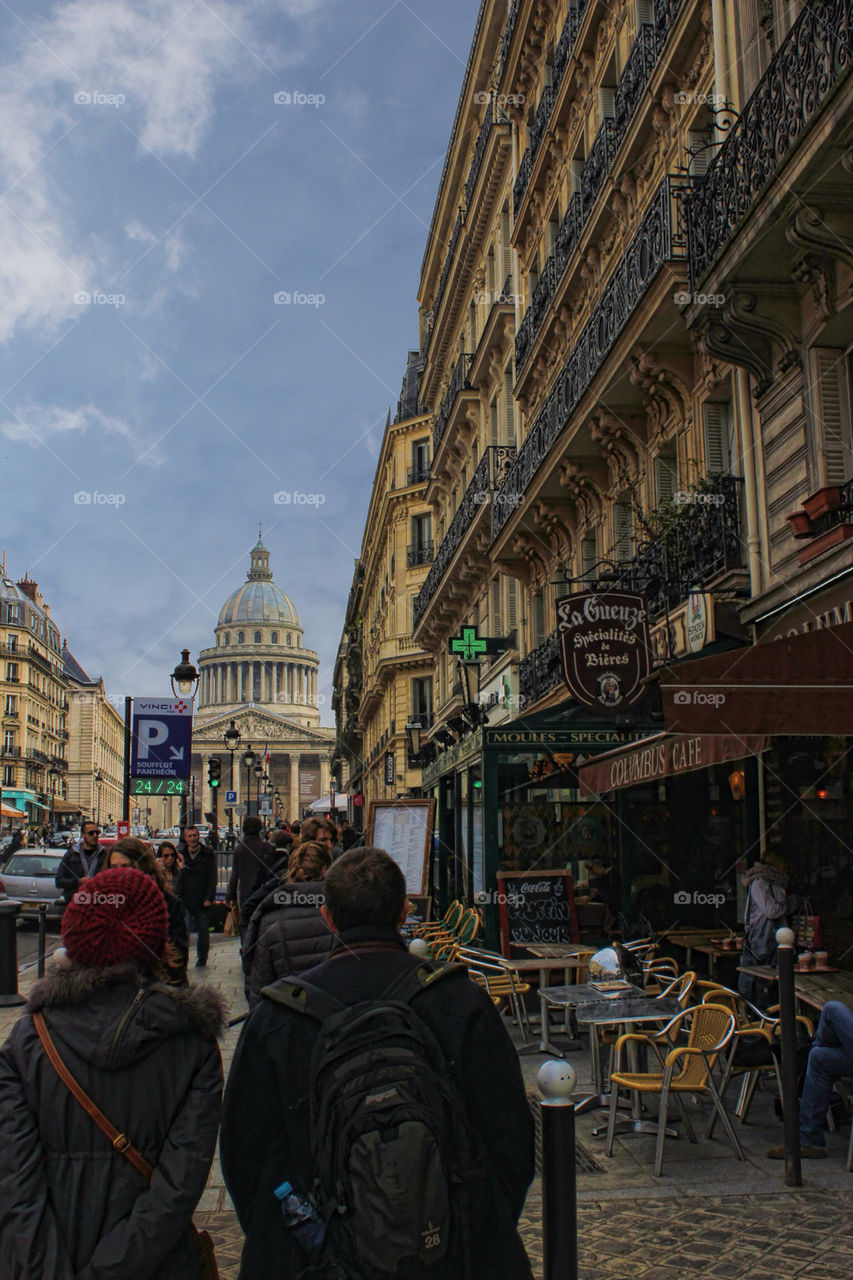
[225,790,237,805]
[130,698,193,779]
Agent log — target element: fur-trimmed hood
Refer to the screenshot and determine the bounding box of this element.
[27,959,227,1069]
[743,861,788,889]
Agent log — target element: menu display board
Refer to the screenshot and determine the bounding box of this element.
[496,869,579,957]
[367,799,435,896]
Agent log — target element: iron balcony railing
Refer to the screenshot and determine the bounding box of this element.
[433,208,464,319]
[496,175,688,539]
[515,20,660,371]
[465,101,495,208]
[518,474,744,707]
[433,352,475,454]
[406,542,435,568]
[406,464,431,486]
[413,446,517,629]
[496,0,523,81]
[687,0,853,287]
[513,85,556,214]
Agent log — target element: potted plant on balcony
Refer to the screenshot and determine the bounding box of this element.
[787,509,813,539]
[802,486,840,520]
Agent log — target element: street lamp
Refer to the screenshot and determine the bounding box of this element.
[242,745,255,819]
[224,720,241,840]
[253,761,263,817]
[93,769,103,827]
[170,649,199,698]
[47,763,60,839]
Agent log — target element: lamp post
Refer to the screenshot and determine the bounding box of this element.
[93,769,103,827]
[224,720,241,841]
[242,745,255,821]
[170,649,199,832]
[46,764,60,841]
[254,761,263,817]
[274,787,281,821]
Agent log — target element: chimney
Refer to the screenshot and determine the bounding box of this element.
[17,574,44,610]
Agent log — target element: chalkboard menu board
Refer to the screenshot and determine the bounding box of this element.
[367,799,435,896]
[496,869,579,957]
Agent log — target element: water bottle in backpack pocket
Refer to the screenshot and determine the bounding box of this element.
[262,961,489,1280]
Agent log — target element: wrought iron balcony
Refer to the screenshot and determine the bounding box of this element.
[433,208,464,319]
[406,464,431,486]
[687,0,853,287]
[497,0,523,81]
[413,446,517,629]
[514,21,661,373]
[433,352,475,454]
[465,101,495,208]
[519,631,562,711]
[407,542,435,568]
[496,175,688,538]
[588,476,744,620]
[513,85,556,214]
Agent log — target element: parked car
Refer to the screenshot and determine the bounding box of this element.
[0,850,66,920]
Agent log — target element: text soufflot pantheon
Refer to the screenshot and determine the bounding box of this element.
[191,534,334,823]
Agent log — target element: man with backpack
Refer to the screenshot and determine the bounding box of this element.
[221,846,534,1279]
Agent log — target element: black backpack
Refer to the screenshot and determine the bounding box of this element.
[264,960,489,1280]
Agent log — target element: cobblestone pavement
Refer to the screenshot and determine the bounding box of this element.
[5,935,853,1278]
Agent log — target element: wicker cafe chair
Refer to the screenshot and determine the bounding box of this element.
[606,1003,745,1177]
[643,957,680,994]
[457,949,531,1038]
[430,907,482,960]
[703,988,814,1131]
[411,900,463,942]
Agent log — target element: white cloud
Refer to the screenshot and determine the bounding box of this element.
[0,401,158,463]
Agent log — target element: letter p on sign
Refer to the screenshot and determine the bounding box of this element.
[137,719,168,758]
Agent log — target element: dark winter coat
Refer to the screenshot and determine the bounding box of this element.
[226,835,276,909]
[221,927,535,1279]
[241,879,334,1007]
[54,842,109,901]
[164,890,190,983]
[0,960,225,1279]
[238,857,289,928]
[178,844,217,912]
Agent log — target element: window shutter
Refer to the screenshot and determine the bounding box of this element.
[655,456,678,505]
[507,578,518,635]
[487,247,496,295]
[570,158,585,195]
[614,503,634,562]
[600,88,615,119]
[533,592,546,647]
[703,401,731,474]
[634,0,653,25]
[811,349,851,486]
[504,369,515,444]
[581,533,598,581]
[501,209,513,285]
[491,577,502,637]
[687,130,713,177]
[490,399,499,447]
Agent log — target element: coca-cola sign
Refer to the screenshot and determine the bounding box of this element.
[557,591,651,712]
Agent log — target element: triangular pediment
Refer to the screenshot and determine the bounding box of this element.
[194,705,334,746]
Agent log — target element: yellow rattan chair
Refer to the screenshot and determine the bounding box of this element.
[605,1003,745,1177]
[411,899,463,942]
[456,945,531,1036]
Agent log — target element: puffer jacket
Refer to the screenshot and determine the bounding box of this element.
[0,960,225,1280]
[242,880,333,1007]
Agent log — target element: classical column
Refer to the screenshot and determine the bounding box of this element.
[273,663,279,704]
[289,754,300,819]
[319,755,330,799]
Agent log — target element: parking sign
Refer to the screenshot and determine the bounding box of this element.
[130,698,193,780]
[225,790,237,805]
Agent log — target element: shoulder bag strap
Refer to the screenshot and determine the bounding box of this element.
[32,1011,154,1180]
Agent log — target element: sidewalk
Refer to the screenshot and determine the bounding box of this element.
[4,938,853,1278]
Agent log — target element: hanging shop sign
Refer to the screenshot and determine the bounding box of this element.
[557,592,651,712]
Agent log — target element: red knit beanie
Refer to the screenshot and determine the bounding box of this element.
[61,867,168,969]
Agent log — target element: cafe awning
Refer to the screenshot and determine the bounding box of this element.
[52,800,83,814]
[657,622,853,736]
[0,802,22,819]
[578,732,769,796]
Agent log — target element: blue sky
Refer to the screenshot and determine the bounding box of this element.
[0,0,477,718]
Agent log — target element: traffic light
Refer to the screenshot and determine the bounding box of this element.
[208,757,222,789]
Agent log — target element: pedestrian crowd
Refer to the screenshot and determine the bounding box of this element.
[0,821,536,1279]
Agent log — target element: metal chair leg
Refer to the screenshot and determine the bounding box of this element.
[654,1088,670,1177]
[736,1069,760,1122]
[673,1090,697,1143]
[605,1081,620,1157]
[709,1053,735,1140]
[706,1074,746,1161]
[847,1118,853,1173]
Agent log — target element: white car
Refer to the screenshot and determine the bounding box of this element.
[0,849,66,920]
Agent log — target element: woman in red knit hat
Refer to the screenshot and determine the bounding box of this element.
[0,867,225,1278]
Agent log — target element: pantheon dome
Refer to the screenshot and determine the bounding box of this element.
[196,534,321,727]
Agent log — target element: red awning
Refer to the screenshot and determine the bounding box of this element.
[578,732,769,796]
[657,622,853,735]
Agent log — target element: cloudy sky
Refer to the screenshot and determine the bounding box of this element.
[0,0,476,718]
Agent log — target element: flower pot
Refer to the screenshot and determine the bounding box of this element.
[787,510,813,539]
[802,487,840,520]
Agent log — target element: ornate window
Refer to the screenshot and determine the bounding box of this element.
[286,633,292,646]
[271,631,278,644]
[254,630,262,644]
[238,631,245,644]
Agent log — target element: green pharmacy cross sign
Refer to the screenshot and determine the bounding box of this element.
[448,626,507,659]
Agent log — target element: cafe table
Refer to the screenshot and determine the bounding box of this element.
[575,996,683,1134]
[505,959,595,1054]
[737,964,853,1014]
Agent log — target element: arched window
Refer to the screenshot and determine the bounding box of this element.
[254,630,262,644]
[223,632,229,646]
[271,631,278,644]
[238,631,244,644]
[286,633,292,646]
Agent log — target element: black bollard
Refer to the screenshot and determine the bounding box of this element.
[0,901,24,1007]
[539,1063,578,1280]
[776,926,801,1187]
[37,905,47,978]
